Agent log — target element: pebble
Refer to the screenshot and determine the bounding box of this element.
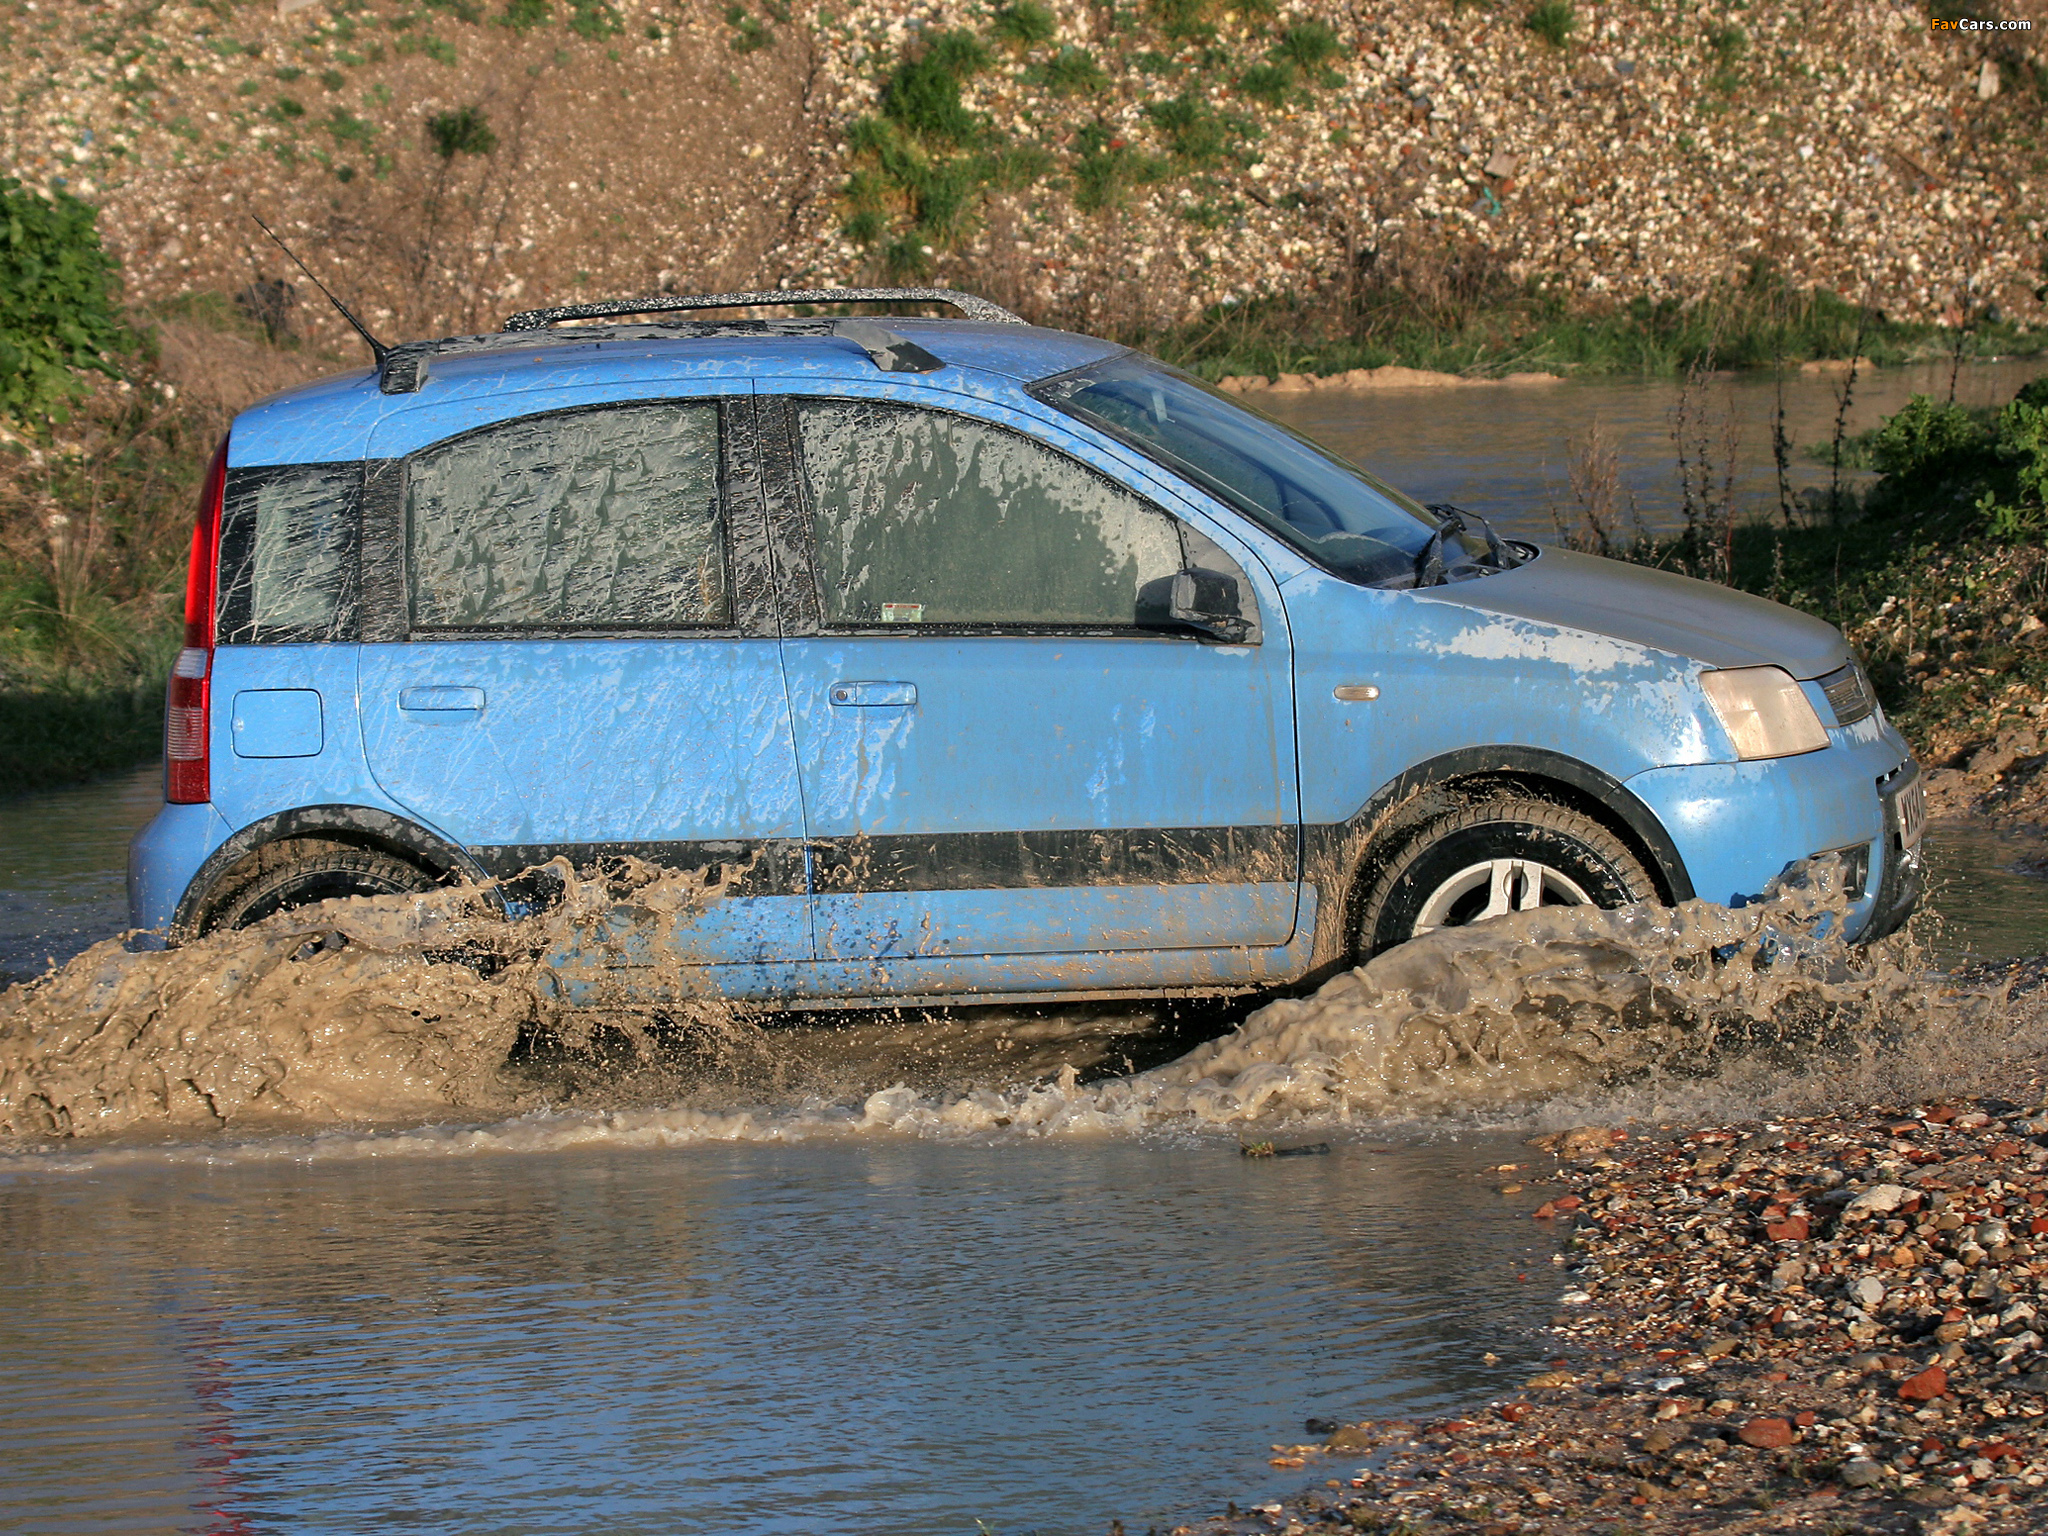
[1206,1073,2048,1536]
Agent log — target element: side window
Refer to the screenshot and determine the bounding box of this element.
[404,402,728,631]
[792,400,1187,628]
[217,464,362,644]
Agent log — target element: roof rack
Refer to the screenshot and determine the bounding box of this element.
[372,289,1026,395]
[500,287,1026,331]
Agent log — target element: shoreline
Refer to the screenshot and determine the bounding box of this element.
[1201,1029,2048,1536]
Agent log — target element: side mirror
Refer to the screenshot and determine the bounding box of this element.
[1168,566,1253,644]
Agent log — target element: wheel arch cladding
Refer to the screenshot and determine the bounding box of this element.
[1302,745,1696,970]
[172,804,495,938]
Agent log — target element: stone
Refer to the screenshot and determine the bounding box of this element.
[1844,1184,1910,1218]
[1701,1335,1741,1359]
[1899,1363,1949,1401]
[1324,1425,1375,1452]
[1766,1214,1810,1242]
[1738,1417,1795,1448]
[1840,1457,1884,1488]
[1482,150,1520,179]
[1853,1276,1887,1309]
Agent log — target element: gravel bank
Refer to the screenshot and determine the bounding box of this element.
[1201,1014,2048,1535]
[1,0,2041,347]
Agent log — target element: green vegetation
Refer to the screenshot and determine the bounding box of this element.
[990,1,1056,49]
[1142,272,2047,385]
[426,104,497,158]
[838,1,1373,276]
[0,179,129,427]
[1524,0,1575,47]
[0,187,214,794]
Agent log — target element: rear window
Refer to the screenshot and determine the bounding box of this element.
[216,463,362,644]
[404,401,728,632]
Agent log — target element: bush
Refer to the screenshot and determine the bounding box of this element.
[990,1,1056,48]
[1867,395,1994,490]
[1524,0,1575,47]
[0,178,128,428]
[426,104,497,158]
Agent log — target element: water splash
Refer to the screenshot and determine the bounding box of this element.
[0,854,2032,1162]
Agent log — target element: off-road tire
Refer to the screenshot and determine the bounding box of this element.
[203,839,438,932]
[1356,795,1656,958]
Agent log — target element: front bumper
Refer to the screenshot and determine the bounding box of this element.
[1624,725,1922,943]
[1862,759,1925,942]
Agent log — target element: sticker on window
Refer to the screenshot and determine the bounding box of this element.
[880,603,925,624]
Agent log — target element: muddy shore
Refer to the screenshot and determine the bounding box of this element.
[1205,975,2048,1536]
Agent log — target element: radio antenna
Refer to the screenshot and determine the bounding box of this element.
[249,214,390,366]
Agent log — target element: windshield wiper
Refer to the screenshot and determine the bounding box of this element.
[1414,502,1519,587]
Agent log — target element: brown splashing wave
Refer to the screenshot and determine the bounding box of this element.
[0,855,2033,1152]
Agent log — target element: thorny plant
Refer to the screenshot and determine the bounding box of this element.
[1668,352,1740,584]
[1546,421,1653,562]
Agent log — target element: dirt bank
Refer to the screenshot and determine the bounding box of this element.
[1206,999,2048,1536]
[2,0,2042,347]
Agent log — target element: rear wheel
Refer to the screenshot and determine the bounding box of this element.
[203,839,439,932]
[1356,795,1655,957]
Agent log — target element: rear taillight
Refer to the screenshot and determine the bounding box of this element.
[167,437,227,804]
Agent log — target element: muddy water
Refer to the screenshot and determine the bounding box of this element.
[0,1134,1561,1535]
[1262,357,2048,542]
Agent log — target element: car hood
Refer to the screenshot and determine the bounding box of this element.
[1420,546,1850,678]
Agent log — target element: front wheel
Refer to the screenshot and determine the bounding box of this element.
[1356,796,1656,957]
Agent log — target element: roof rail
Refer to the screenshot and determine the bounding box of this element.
[500,287,1026,331]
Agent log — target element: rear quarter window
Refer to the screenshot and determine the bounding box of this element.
[403,401,728,632]
[216,463,363,644]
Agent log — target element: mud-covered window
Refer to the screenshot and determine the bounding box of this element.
[793,401,1183,628]
[405,402,727,631]
[216,463,362,644]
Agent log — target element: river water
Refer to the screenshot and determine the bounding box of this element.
[3,361,2045,1536]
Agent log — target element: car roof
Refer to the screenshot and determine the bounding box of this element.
[229,319,1128,467]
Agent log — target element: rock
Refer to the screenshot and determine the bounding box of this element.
[1269,372,1316,392]
[1840,1457,1884,1488]
[1534,1126,1627,1159]
[1642,1426,1682,1453]
[1852,1276,1887,1309]
[1701,1335,1741,1359]
[1738,1417,1795,1448]
[1482,150,1519,179]
[1525,1369,1576,1387]
[1899,1363,1949,1401]
[1766,1214,1810,1242]
[1324,1425,1375,1452]
[1844,1183,1910,1218]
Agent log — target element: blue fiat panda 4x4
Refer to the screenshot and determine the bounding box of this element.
[129,287,1923,1008]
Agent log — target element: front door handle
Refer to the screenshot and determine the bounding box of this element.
[828,681,917,707]
[399,685,486,718]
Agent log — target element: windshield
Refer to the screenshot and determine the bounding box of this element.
[1034,355,1506,588]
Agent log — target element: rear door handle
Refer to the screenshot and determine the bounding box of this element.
[399,685,486,717]
[828,681,917,707]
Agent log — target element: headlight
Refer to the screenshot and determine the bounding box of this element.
[1700,666,1830,760]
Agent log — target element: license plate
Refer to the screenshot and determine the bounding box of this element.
[1893,773,1926,851]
